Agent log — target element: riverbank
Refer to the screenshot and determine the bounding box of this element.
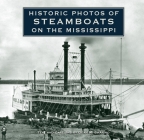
[2,123,144,140]
[1,79,144,85]
[1,123,107,140]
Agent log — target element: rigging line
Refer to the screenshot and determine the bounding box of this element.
[121,91,137,103]
[58,52,64,65]
[99,72,110,79]
[57,50,63,64]
[85,59,99,79]
[122,85,140,103]
[58,56,63,67]
[117,88,139,105]
[59,61,64,72]
[128,111,144,119]
[68,65,76,80]
[86,52,99,79]
[68,64,80,80]
[74,68,81,80]
[111,102,120,108]
[85,53,107,91]
[120,84,140,98]
[85,56,92,67]
[112,79,144,99]
[111,103,118,110]
[94,73,107,90]
[68,55,80,79]
[85,52,93,68]
[68,64,75,78]
[92,83,108,90]
[85,70,93,80]
[68,65,77,80]
[86,53,107,91]
[112,97,133,110]
[89,70,108,91]
[85,53,92,68]
[100,73,110,79]
[124,83,140,95]
[111,105,118,113]
[85,65,92,76]
[59,51,64,69]
[70,61,81,79]
[95,87,107,92]
[69,63,79,77]
[72,66,80,79]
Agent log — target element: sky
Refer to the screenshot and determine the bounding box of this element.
[0,0,144,80]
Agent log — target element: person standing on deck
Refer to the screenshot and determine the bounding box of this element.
[1,125,7,140]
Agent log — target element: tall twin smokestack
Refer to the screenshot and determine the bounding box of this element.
[62,42,70,91]
[63,42,86,91]
[79,43,87,90]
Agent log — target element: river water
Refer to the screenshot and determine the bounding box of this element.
[0,84,144,128]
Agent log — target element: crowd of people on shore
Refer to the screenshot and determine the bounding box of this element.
[1,115,144,140]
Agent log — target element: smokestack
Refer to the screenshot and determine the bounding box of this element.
[34,70,36,91]
[79,43,87,90]
[62,42,70,91]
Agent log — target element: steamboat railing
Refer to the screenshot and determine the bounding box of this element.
[23,97,111,105]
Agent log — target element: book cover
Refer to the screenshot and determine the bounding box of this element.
[0,0,144,139]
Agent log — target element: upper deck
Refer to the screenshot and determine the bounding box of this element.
[22,88,112,105]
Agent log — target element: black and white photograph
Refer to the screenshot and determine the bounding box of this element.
[0,0,144,140]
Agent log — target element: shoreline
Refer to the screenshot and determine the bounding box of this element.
[2,123,144,140]
[1,79,144,85]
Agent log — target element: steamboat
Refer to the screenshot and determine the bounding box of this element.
[12,42,121,121]
[11,41,144,140]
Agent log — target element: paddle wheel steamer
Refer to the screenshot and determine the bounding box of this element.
[12,42,114,119]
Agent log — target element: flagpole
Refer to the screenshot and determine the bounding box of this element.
[109,68,112,93]
[120,38,123,117]
[90,68,93,115]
